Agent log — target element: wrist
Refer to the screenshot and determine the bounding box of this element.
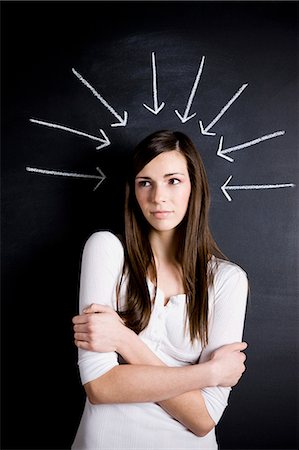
[206,360,219,387]
[115,325,135,355]
[197,360,218,388]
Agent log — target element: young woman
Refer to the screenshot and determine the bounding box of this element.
[71,130,248,449]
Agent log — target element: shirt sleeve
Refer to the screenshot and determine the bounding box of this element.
[76,231,124,385]
[199,262,248,424]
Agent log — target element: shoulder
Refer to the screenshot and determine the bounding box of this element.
[210,257,248,292]
[83,231,125,264]
[85,230,124,250]
[211,257,247,279]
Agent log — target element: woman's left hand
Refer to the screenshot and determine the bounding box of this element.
[72,303,127,353]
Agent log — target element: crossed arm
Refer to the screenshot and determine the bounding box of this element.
[73,232,248,437]
[73,304,247,437]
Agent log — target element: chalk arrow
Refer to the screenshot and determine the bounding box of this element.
[72,68,128,127]
[143,52,165,115]
[30,118,110,150]
[26,166,106,191]
[174,56,205,123]
[217,131,286,162]
[221,175,295,202]
[199,83,248,136]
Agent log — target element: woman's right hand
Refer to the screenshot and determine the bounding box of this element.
[209,342,247,387]
[72,303,128,353]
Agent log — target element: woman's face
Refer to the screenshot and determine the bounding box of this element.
[134,150,191,234]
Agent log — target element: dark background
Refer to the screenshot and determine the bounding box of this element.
[1,1,298,449]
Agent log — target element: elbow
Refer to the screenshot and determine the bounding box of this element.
[194,428,213,438]
[86,392,99,405]
[83,368,118,405]
[192,419,215,438]
[84,381,106,405]
[84,383,99,405]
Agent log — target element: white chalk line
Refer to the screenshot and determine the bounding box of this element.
[227,183,295,190]
[175,56,205,122]
[143,51,165,114]
[199,83,248,135]
[30,119,110,150]
[217,130,286,162]
[221,175,295,201]
[26,166,106,191]
[222,131,285,154]
[72,68,128,126]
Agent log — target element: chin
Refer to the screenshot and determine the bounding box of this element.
[150,222,178,232]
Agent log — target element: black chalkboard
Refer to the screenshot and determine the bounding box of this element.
[2,2,298,449]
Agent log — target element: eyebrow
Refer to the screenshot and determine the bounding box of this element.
[135,172,186,179]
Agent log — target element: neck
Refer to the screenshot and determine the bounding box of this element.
[149,229,178,265]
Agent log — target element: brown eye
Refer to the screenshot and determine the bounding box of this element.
[169,178,180,185]
[138,180,151,188]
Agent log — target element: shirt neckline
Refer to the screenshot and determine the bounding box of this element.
[147,278,186,306]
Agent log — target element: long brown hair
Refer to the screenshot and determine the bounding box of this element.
[117,130,225,345]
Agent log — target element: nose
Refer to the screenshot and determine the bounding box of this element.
[151,184,166,204]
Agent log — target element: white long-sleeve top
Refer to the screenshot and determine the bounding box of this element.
[72,231,248,449]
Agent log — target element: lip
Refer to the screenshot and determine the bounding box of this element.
[150,211,173,219]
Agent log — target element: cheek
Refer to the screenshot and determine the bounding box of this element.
[179,186,191,212]
[135,190,147,211]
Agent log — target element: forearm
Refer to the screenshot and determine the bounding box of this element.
[85,362,213,405]
[75,305,246,435]
[75,310,214,408]
[159,391,215,437]
[117,329,215,436]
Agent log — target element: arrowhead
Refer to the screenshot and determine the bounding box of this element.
[143,102,165,115]
[96,129,111,150]
[174,110,196,123]
[93,167,107,191]
[198,120,216,136]
[217,136,234,162]
[221,175,233,201]
[96,166,106,180]
[111,111,128,127]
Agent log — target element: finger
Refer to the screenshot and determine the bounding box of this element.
[227,342,248,352]
[83,303,112,314]
[74,339,91,350]
[73,323,90,332]
[74,332,90,342]
[72,314,90,324]
[240,341,248,350]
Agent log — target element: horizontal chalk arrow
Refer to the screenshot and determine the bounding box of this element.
[175,56,205,123]
[30,118,110,150]
[199,83,248,136]
[143,52,165,115]
[217,131,286,162]
[26,166,106,191]
[221,175,295,201]
[72,68,128,127]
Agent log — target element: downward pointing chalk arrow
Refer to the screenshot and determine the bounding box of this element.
[30,118,110,150]
[26,166,106,191]
[221,175,295,201]
[217,131,285,162]
[72,68,128,127]
[175,56,205,123]
[199,83,248,136]
[143,52,165,115]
